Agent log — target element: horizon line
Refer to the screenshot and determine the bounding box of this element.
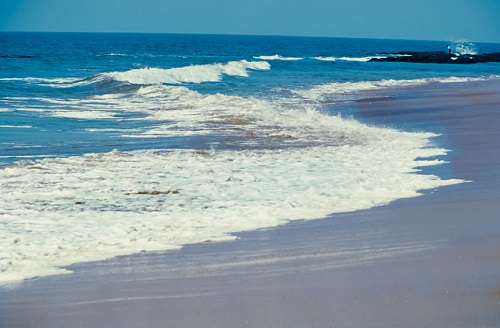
[1,30,498,45]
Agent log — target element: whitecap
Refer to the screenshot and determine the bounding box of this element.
[100,53,131,57]
[295,76,500,102]
[0,76,97,89]
[0,125,32,129]
[50,111,117,119]
[103,60,271,85]
[313,56,338,61]
[253,54,303,61]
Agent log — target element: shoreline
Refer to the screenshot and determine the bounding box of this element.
[2,80,500,327]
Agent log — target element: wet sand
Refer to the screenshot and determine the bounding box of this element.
[1,80,500,328]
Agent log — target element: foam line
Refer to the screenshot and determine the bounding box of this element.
[0,77,97,88]
[253,55,303,61]
[0,125,32,129]
[313,56,387,62]
[294,76,500,101]
[0,94,464,284]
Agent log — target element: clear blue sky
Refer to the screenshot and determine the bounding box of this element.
[1,0,499,42]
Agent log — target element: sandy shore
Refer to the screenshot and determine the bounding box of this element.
[1,80,500,328]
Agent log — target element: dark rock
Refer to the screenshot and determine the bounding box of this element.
[370,51,500,64]
[0,55,35,59]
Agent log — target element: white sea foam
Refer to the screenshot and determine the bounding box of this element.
[313,56,337,61]
[6,75,498,127]
[0,155,57,159]
[295,76,499,102]
[0,77,96,89]
[0,119,463,284]
[338,56,387,62]
[2,74,484,284]
[253,55,303,61]
[50,111,117,119]
[451,40,478,55]
[84,128,143,133]
[313,56,387,62]
[87,84,371,141]
[100,53,132,57]
[11,83,354,140]
[0,77,81,84]
[103,60,271,85]
[437,76,494,83]
[0,125,32,129]
[0,59,270,89]
[5,95,128,120]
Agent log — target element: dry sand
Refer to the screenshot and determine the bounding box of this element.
[1,80,500,328]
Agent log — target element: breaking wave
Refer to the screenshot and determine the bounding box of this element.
[0,82,464,283]
[294,76,500,102]
[253,54,303,61]
[0,60,271,89]
[103,60,271,85]
[0,77,92,88]
[3,73,488,284]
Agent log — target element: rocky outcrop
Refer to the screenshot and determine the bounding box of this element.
[370,51,500,64]
[0,54,35,58]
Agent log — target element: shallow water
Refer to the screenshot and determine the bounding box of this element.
[1,33,499,284]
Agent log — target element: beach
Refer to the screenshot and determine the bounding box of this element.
[1,79,499,327]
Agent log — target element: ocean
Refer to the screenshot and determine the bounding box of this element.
[1,32,500,284]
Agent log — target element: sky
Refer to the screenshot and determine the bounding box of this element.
[1,0,499,42]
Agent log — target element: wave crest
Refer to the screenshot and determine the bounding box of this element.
[295,76,499,102]
[0,60,271,88]
[253,54,303,61]
[103,60,271,85]
[0,95,463,283]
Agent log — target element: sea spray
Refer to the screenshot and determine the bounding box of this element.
[451,40,478,55]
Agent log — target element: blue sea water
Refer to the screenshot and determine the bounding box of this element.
[1,33,500,165]
[1,32,499,284]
